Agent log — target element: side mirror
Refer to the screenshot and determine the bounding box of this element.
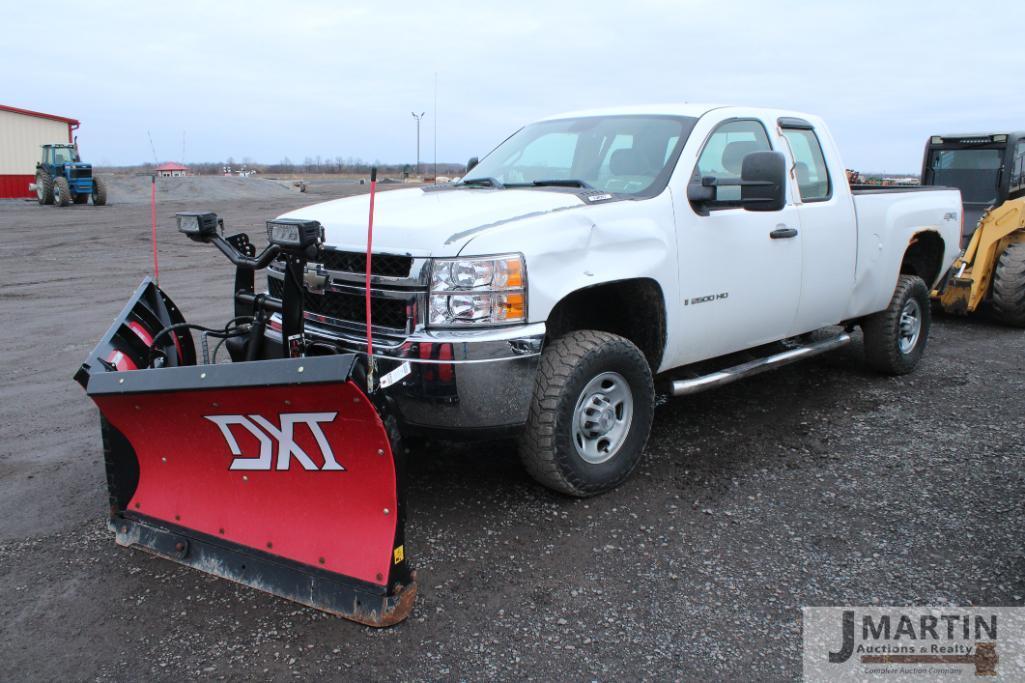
[466,156,479,173]
[740,151,786,212]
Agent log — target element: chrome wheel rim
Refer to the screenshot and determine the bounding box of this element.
[898,298,922,354]
[572,371,633,464]
[36,178,43,200]
[53,183,62,204]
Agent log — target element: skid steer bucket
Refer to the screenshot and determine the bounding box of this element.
[76,280,415,626]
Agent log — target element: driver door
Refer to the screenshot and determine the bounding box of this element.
[673,117,802,363]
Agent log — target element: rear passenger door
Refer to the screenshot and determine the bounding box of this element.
[673,117,803,362]
[779,118,858,333]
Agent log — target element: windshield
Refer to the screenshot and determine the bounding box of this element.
[928,148,1003,204]
[462,115,697,196]
[51,147,76,164]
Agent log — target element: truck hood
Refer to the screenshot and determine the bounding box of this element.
[277,186,586,256]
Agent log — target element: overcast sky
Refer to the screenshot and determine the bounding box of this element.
[4,0,1022,172]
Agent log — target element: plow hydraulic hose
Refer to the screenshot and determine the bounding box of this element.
[365,167,378,389]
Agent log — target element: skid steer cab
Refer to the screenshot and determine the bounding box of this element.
[922,132,1025,325]
[75,213,415,626]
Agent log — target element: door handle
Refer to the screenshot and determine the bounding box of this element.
[770,226,798,239]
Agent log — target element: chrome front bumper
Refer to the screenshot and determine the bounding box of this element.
[270,321,545,432]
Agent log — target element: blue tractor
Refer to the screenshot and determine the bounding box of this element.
[34,144,107,206]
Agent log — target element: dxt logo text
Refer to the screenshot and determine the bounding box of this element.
[205,413,344,471]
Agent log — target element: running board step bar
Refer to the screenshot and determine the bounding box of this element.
[670,332,852,397]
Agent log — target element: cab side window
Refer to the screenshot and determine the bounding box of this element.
[782,127,831,201]
[1012,140,1025,192]
[694,120,772,202]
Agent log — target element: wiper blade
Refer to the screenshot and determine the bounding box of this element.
[457,177,504,189]
[531,179,594,189]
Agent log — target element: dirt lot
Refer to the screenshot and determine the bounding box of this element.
[1,180,1023,681]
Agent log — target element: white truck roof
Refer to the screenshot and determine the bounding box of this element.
[540,103,820,124]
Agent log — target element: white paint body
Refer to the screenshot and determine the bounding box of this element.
[281,105,962,373]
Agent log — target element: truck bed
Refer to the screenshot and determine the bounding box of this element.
[850,184,950,195]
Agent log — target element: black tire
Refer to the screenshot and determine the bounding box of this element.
[92,176,107,206]
[518,330,654,497]
[35,171,53,205]
[991,241,1025,327]
[53,176,71,207]
[862,274,931,375]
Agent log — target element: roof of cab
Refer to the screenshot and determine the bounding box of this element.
[541,103,725,121]
[538,104,823,125]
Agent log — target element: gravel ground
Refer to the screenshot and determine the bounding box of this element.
[0,184,1023,681]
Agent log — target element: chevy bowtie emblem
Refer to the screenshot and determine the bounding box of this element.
[205,412,344,471]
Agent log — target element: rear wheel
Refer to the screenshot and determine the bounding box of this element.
[862,274,931,375]
[991,241,1025,327]
[518,330,654,497]
[35,171,53,205]
[53,176,71,206]
[92,176,107,206]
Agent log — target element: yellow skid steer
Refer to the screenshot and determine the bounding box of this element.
[921,132,1025,326]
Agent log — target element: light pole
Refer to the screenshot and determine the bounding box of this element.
[411,111,425,176]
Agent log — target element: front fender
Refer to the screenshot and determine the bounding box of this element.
[457,195,678,324]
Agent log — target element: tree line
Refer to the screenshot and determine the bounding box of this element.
[96,157,465,176]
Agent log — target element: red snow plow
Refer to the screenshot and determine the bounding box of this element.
[75,211,415,626]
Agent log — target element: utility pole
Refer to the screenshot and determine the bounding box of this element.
[433,73,438,184]
[411,112,425,175]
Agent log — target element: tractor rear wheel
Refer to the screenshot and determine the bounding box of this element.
[53,177,71,206]
[92,176,107,206]
[35,171,53,205]
[991,241,1025,327]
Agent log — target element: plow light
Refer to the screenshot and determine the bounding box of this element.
[176,212,219,240]
[267,219,323,249]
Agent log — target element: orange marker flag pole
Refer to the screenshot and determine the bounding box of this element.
[365,167,378,391]
[150,174,159,284]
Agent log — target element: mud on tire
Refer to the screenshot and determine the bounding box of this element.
[991,241,1025,327]
[518,330,654,497]
[861,274,931,375]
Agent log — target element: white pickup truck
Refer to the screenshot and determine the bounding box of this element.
[269,105,961,496]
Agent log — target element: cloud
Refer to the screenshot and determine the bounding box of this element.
[3,0,1021,170]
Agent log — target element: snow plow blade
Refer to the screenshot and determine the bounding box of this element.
[76,280,415,627]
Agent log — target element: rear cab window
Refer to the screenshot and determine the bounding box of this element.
[780,123,831,202]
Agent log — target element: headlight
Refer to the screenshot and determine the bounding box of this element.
[429,254,526,327]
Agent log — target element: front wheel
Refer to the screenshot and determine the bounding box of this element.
[53,176,71,207]
[861,274,931,375]
[518,330,654,497]
[92,176,107,206]
[991,241,1025,327]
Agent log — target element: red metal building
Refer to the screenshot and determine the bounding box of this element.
[0,104,80,199]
